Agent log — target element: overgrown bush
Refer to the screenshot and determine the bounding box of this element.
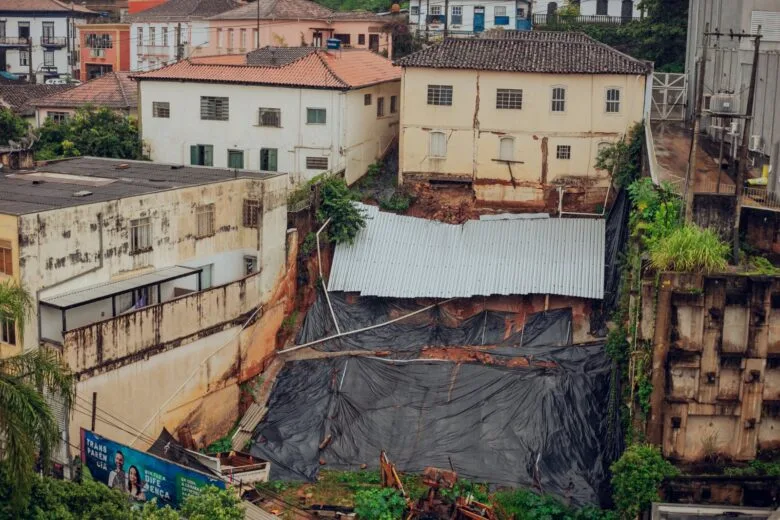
[379,192,413,212]
[610,444,679,520]
[493,488,615,520]
[0,108,29,146]
[595,123,644,188]
[648,225,729,273]
[353,488,407,520]
[317,176,366,244]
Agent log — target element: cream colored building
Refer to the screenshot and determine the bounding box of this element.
[396,31,650,207]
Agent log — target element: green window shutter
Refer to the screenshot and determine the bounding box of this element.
[190,145,198,165]
[204,145,213,166]
[268,149,277,171]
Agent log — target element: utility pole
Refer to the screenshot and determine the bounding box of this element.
[683,22,709,223]
[444,0,449,38]
[425,0,430,42]
[90,392,97,432]
[27,37,34,84]
[176,23,183,61]
[732,27,762,262]
[257,0,261,49]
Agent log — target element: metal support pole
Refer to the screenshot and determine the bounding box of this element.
[684,23,709,223]
[716,121,726,193]
[90,392,97,432]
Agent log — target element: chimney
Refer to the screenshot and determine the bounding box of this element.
[270,49,276,65]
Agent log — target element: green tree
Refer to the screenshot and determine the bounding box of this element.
[317,176,366,244]
[354,488,407,520]
[35,106,143,160]
[0,108,29,146]
[610,444,678,519]
[0,281,75,511]
[179,486,243,520]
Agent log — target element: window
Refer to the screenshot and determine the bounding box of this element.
[494,5,509,24]
[556,145,571,160]
[149,27,155,45]
[42,21,54,40]
[243,199,261,227]
[152,101,170,118]
[411,6,419,16]
[200,264,213,289]
[130,217,152,253]
[358,34,366,45]
[227,29,234,49]
[335,33,351,45]
[494,6,507,15]
[228,149,244,169]
[427,85,453,106]
[517,7,526,18]
[43,51,54,67]
[0,240,12,275]
[551,86,566,112]
[606,88,621,113]
[430,131,447,158]
[258,107,281,127]
[137,27,143,47]
[496,88,522,109]
[252,28,258,49]
[499,137,514,161]
[216,28,222,49]
[430,5,442,15]
[18,22,29,39]
[596,0,608,16]
[1,319,16,346]
[19,51,29,67]
[47,111,68,123]
[306,157,328,170]
[200,96,229,121]
[0,21,5,39]
[377,97,385,117]
[260,148,278,171]
[244,256,258,275]
[704,94,712,111]
[451,5,463,24]
[196,204,215,238]
[390,95,398,113]
[307,108,326,124]
[190,144,214,166]
[364,93,372,105]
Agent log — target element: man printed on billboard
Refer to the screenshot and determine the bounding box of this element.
[108,451,127,492]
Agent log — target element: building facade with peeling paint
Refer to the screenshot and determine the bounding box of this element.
[0,156,294,460]
[395,32,649,208]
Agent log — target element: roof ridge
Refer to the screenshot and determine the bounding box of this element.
[313,50,350,89]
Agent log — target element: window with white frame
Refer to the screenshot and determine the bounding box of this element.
[430,5,442,15]
[499,137,514,161]
[0,319,16,346]
[411,5,419,15]
[551,86,566,112]
[0,240,12,275]
[556,145,571,160]
[196,204,215,238]
[307,108,326,124]
[137,27,143,47]
[427,84,453,106]
[240,29,246,49]
[496,88,522,109]
[494,6,507,15]
[152,101,170,118]
[430,131,447,158]
[258,107,281,127]
[149,27,155,45]
[227,29,234,49]
[19,51,29,67]
[130,217,152,253]
[47,111,69,123]
[451,5,463,24]
[216,28,222,48]
[161,27,168,46]
[606,88,621,113]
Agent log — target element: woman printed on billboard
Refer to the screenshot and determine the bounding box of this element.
[127,465,147,502]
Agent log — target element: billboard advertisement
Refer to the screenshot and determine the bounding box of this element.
[81,429,225,508]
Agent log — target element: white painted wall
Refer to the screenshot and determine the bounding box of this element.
[130,20,210,72]
[408,0,520,33]
[1,14,87,79]
[580,0,642,17]
[139,78,400,184]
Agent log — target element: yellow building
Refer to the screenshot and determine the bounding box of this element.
[396,32,650,208]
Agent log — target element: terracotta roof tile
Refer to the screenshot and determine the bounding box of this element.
[210,0,333,20]
[246,47,316,67]
[125,0,240,22]
[0,84,74,116]
[31,72,137,109]
[135,49,400,89]
[0,0,96,13]
[396,33,649,75]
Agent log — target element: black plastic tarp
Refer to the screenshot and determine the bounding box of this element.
[251,344,613,507]
[147,428,213,474]
[296,291,573,357]
[603,189,629,312]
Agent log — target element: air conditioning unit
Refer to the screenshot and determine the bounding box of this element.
[711,93,738,114]
[749,135,763,152]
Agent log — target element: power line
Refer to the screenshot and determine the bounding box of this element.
[73,394,159,445]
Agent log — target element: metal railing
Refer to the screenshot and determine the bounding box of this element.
[40,36,67,47]
[0,36,30,46]
[693,180,736,195]
[743,187,780,211]
[532,13,639,26]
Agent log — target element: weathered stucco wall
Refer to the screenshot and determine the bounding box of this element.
[0,213,20,358]
[646,273,780,462]
[399,67,646,206]
[19,174,287,350]
[65,229,298,449]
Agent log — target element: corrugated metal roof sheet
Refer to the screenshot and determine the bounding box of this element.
[328,204,605,300]
[241,501,280,520]
[232,403,267,451]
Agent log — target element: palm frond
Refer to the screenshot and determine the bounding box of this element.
[0,280,32,342]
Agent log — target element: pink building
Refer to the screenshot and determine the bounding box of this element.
[202,0,392,58]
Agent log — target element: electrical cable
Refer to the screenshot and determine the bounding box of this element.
[73,395,159,445]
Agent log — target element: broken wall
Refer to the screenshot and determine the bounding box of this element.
[646,273,780,461]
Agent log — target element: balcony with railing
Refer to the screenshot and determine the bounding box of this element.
[0,36,30,47]
[136,44,171,57]
[41,36,68,48]
[532,13,639,26]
